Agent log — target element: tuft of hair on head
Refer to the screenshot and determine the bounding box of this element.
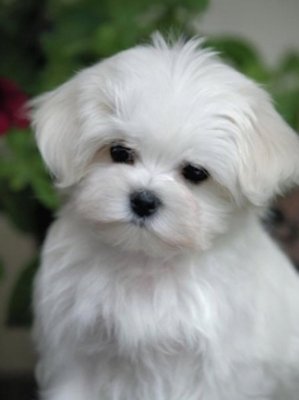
[149,31,209,58]
[150,31,205,50]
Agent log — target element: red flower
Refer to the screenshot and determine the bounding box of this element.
[0,78,30,135]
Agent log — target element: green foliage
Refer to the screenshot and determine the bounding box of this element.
[0,0,47,92]
[0,130,58,210]
[0,0,208,91]
[0,130,57,250]
[39,0,208,89]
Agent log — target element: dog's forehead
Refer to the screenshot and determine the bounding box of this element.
[82,45,254,166]
[103,54,247,155]
[103,46,251,133]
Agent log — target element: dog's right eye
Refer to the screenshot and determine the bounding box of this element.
[181,163,210,184]
[110,144,135,164]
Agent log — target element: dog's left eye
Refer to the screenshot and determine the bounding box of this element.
[182,163,210,184]
[110,144,135,164]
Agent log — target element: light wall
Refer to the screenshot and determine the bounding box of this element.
[198,0,299,66]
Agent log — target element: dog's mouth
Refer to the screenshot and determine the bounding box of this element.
[132,220,146,229]
[131,217,199,251]
[91,203,200,253]
[94,217,195,253]
[130,216,151,228]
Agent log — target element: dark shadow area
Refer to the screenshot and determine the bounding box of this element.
[0,373,37,400]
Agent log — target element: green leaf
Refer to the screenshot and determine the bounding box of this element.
[278,53,299,77]
[31,175,59,210]
[274,89,299,131]
[0,129,59,210]
[6,257,39,327]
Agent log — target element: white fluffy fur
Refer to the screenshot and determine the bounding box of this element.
[31,34,299,399]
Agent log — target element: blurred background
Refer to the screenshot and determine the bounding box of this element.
[0,0,299,398]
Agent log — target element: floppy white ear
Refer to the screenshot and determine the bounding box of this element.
[238,89,299,205]
[30,76,85,187]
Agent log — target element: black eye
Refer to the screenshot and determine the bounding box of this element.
[182,163,209,184]
[110,144,135,164]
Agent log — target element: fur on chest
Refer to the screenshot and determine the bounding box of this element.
[73,259,217,354]
[38,251,225,356]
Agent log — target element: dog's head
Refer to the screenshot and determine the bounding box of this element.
[31,35,299,256]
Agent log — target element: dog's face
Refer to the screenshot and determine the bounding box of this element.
[31,35,299,257]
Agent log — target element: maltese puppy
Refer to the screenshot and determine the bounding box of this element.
[31,34,299,400]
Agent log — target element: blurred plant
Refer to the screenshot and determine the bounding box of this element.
[0,0,298,327]
[0,78,56,325]
[0,78,29,134]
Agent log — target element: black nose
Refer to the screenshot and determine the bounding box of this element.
[130,190,161,218]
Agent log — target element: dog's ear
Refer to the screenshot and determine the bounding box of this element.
[237,88,299,205]
[30,78,81,187]
[30,75,87,187]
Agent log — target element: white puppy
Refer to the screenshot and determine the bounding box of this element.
[31,34,299,400]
